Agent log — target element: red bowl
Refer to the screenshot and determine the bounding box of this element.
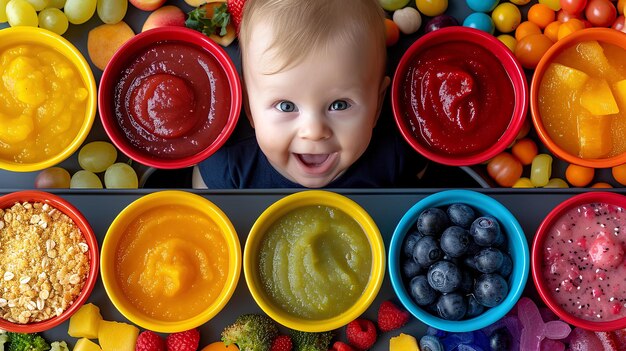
[0,191,99,333]
[391,26,528,166]
[532,192,626,331]
[99,27,242,169]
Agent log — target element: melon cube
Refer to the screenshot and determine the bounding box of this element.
[574,41,620,79]
[68,303,103,339]
[580,79,619,116]
[549,63,589,91]
[98,320,139,351]
[578,113,613,159]
[389,333,419,351]
[614,80,626,112]
[74,338,102,351]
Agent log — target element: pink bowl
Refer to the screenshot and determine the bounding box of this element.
[99,27,241,169]
[532,192,626,331]
[391,26,528,166]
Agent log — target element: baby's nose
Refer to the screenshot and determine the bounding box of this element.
[298,113,331,140]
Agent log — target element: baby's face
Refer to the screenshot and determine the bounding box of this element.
[243,24,388,188]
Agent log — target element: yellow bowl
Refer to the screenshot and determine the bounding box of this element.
[244,190,385,332]
[0,27,96,172]
[101,191,241,333]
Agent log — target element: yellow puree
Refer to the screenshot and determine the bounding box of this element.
[259,205,372,320]
[0,44,87,163]
[116,205,228,321]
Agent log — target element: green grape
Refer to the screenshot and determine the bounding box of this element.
[104,163,138,189]
[70,170,103,189]
[78,141,117,173]
[378,0,410,11]
[0,0,10,23]
[530,153,553,187]
[6,0,38,27]
[25,0,48,11]
[34,167,71,188]
[63,0,95,24]
[45,0,65,9]
[96,0,126,24]
[38,7,68,35]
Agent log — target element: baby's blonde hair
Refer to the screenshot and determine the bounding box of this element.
[239,0,387,74]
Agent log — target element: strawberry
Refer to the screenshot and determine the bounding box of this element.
[166,329,200,351]
[329,341,356,351]
[377,301,410,332]
[270,335,293,351]
[227,0,246,32]
[346,319,377,350]
[136,331,165,351]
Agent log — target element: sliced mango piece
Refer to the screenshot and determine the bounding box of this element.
[574,41,621,80]
[580,79,619,116]
[578,113,612,159]
[68,303,103,339]
[74,338,102,351]
[548,63,590,91]
[614,79,626,112]
[98,320,139,351]
[390,333,420,351]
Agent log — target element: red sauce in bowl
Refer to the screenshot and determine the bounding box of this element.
[114,41,231,159]
[399,41,515,156]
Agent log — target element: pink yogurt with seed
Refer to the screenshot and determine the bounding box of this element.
[541,202,626,322]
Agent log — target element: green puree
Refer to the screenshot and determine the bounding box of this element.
[259,205,372,319]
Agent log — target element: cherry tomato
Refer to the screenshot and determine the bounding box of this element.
[585,0,617,27]
[515,33,554,69]
[612,164,626,186]
[557,18,585,39]
[530,154,553,187]
[487,152,523,187]
[613,15,626,33]
[565,164,595,187]
[497,34,517,52]
[510,0,531,5]
[544,21,562,42]
[384,18,400,47]
[492,3,521,33]
[511,138,538,166]
[557,8,581,21]
[591,182,613,188]
[540,0,562,11]
[415,0,448,17]
[529,3,556,28]
[515,21,542,41]
[560,0,587,14]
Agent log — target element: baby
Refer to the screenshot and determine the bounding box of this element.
[193,0,424,188]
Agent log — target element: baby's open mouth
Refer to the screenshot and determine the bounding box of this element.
[297,154,330,166]
[294,153,338,174]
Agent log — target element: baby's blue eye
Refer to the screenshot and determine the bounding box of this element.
[329,100,350,111]
[276,101,297,112]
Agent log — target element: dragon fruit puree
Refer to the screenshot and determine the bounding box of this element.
[542,202,626,322]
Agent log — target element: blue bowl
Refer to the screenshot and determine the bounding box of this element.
[388,190,529,332]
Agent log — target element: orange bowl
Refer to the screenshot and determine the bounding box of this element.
[531,28,626,168]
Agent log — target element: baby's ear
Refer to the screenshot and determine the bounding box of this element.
[375,76,391,123]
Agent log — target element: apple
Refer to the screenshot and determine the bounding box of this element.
[129,0,166,12]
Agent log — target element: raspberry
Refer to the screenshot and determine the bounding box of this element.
[166,329,200,351]
[346,319,377,350]
[329,341,355,351]
[270,335,292,351]
[377,301,410,332]
[136,331,165,351]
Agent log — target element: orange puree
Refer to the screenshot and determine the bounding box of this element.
[115,205,228,321]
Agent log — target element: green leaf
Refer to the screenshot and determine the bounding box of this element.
[185,3,231,38]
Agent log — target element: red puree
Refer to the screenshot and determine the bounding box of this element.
[114,41,231,159]
[542,203,626,322]
[401,41,514,155]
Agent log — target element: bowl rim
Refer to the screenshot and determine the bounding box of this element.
[391,26,528,166]
[100,190,241,333]
[98,26,242,169]
[243,190,385,332]
[388,189,529,332]
[532,191,626,331]
[0,27,96,172]
[530,28,626,168]
[0,190,99,333]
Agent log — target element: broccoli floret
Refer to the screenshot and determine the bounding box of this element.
[221,314,279,351]
[6,333,50,351]
[49,342,68,351]
[291,330,333,351]
[0,332,8,351]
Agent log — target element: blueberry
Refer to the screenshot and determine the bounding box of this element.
[442,254,460,266]
[417,208,450,236]
[414,236,443,267]
[403,230,422,258]
[474,273,509,308]
[463,255,478,271]
[409,275,438,306]
[428,260,461,293]
[470,216,502,246]
[489,328,511,351]
[499,253,513,278]
[447,203,475,228]
[459,270,474,294]
[402,258,423,279]
[465,295,485,318]
[474,248,504,274]
[419,335,444,351]
[440,226,471,257]
[436,292,467,320]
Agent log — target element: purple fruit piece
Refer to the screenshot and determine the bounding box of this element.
[544,320,571,340]
[441,332,474,350]
[518,297,545,351]
[424,15,459,33]
[568,328,604,351]
[541,339,565,351]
